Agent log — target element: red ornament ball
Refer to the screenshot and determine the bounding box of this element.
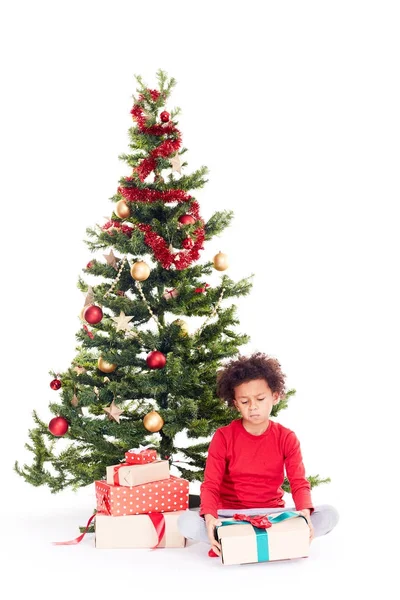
[182,237,194,249]
[160,111,170,123]
[178,214,196,225]
[48,416,69,437]
[83,305,103,325]
[146,350,167,369]
[50,378,62,390]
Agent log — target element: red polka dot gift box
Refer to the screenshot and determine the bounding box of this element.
[125,447,157,464]
[95,475,189,516]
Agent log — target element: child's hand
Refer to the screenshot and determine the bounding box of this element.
[204,514,222,556]
[299,509,314,543]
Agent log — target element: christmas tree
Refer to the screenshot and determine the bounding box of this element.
[16,70,329,495]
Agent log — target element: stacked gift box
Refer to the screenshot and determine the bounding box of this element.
[94,447,189,549]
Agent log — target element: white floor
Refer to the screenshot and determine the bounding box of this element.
[3,473,391,599]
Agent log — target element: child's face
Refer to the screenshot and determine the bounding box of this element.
[233,378,279,425]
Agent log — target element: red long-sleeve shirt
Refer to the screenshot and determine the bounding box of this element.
[200,418,314,518]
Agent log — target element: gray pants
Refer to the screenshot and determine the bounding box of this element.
[177,504,339,544]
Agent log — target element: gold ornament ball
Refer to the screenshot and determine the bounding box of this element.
[115,199,131,219]
[130,261,151,281]
[97,357,117,373]
[213,251,229,271]
[143,410,164,432]
[172,319,189,336]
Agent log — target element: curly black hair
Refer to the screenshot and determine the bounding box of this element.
[216,352,286,406]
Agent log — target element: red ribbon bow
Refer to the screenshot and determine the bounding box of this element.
[232,514,272,529]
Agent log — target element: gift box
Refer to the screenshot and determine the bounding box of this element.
[125,447,157,464]
[106,459,170,487]
[216,511,310,566]
[95,475,189,516]
[95,511,186,548]
[162,288,179,300]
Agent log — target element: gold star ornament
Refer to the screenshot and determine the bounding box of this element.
[71,394,79,407]
[103,400,123,424]
[111,311,134,332]
[104,250,120,270]
[73,366,86,375]
[170,154,182,174]
[84,286,94,307]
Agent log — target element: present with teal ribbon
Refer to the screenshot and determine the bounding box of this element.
[216,511,310,566]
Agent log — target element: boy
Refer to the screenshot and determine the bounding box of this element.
[178,352,339,556]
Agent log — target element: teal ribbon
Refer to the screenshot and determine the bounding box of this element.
[268,510,304,524]
[218,510,306,563]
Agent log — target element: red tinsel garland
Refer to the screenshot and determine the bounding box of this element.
[102,220,133,237]
[112,88,207,270]
[101,208,204,270]
[118,186,192,204]
[137,223,205,270]
[149,89,160,101]
[130,94,181,182]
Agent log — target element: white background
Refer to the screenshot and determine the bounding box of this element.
[0,1,398,597]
